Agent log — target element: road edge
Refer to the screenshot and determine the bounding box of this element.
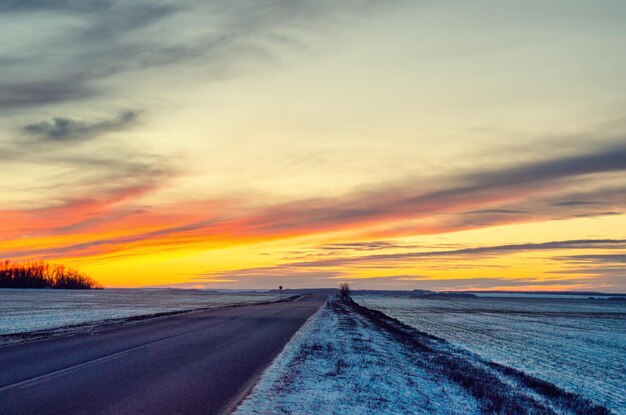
[222,295,325,415]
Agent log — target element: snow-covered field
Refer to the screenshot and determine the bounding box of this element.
[0,288,279,338]
[355,295,626,414]
[235,297,481,415]
[237,296,611,415]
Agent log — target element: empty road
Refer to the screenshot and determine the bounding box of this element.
[0,294,327,415]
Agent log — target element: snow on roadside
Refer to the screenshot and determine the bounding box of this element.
[234,297,480,415]
[354,295,625,414]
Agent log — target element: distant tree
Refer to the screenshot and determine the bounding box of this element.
[0,260,100,289]
[339,282,351,298]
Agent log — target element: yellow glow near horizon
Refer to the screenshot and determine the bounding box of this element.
[58,213,624,291]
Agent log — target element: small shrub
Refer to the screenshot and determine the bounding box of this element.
[339,282,351,298]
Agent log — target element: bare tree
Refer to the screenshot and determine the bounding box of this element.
[0,260,100,289]
[339,282,351,298]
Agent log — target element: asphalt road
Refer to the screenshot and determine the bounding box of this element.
[0,294,327,415]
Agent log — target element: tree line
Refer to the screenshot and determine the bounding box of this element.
[0,260,100,289]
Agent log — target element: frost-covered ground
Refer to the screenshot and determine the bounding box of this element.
[0,288,279,339]
[355,295,626,414]
[236,296,611,415]
[235,297,481,415]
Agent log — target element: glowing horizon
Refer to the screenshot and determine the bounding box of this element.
[1,1,625,291]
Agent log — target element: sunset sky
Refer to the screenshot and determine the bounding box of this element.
[1,1,625,291]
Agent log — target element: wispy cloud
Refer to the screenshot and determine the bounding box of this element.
[23,111,138,141]
[262,239,626,269]
[190,239,626,289]
[393,276,609,291]
[191,268,617,291]
[1,144,624,262]
[228,145,626,238]
[0,0,388,109]
[561,254,626,264]
[0,107,170,211]
[0,1,118,13]
[191,267,344,289]
[0,79,95,110]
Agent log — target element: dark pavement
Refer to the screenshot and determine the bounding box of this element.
[0,294,327,415]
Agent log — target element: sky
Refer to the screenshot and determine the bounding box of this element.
[1,0,625,291]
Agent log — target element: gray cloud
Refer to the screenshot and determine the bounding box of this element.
[0,80,95,110]
[194,268,340,281]
[464,209,526,215]
[281,241,459,261]
[189,266,345,289]
[557,254,626,264]
[465,145,626,189]
[190,239,626,289]
[394,145,626,217]
[316,241,419,251]
[0,0,113,12]
[190,268,619,291]
[393,276,607,290]
[284,239,626,268]
[23,111,138,141]
[552,200,601,207]
[0,121,173,211]
[0,0,385,109]
[549,266,624,278]
[445,185,626,232]
[236,145,626,237]
[575,254,626,263]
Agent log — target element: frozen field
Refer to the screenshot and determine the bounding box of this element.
[0,288,279,337]
[238,296,611,415]
[236,297,482,415]
[355,295,626,414]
